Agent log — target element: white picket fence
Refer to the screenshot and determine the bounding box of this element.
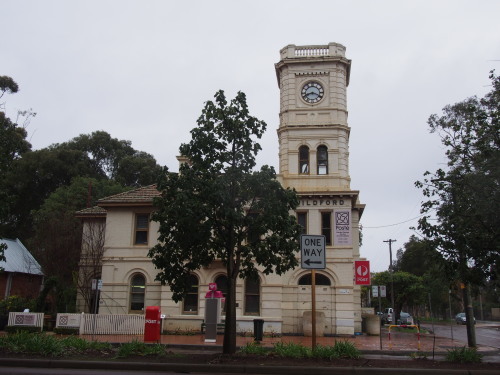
[8,312,145,335]
[79,314,145,335]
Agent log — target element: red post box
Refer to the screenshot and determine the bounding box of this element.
[144,306,161,342]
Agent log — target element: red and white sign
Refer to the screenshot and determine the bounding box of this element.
[354,260,370,285]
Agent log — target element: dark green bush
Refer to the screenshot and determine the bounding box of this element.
[4,326,41,334]
[53,327,79,335]
[239,342,268,355]
[0,331,111,357]
[445,346,483,363]
[0,296,36,316]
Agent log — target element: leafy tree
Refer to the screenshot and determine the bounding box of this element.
[2,131,162,240]
[149,90,301,354]
[394,236,454,318]
[30,177,125,313]
[114,151,163,187]
[394,236,440,276]
[371,271,426,318]
[0,76,32,263]
[54,130,133,178]
[2,148,100,239]
[0,76,19,99]
[55,131,162,185]
[415,71,500,346]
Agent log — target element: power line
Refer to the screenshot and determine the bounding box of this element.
[362,213,427,229]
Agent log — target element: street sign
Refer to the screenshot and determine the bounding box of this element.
[300,235,326,269]
[372,285,378,297]
[354,260,370,285]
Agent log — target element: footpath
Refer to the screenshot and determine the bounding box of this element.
[0,323,499,374]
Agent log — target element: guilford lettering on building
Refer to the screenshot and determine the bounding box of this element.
[299,198,345,207]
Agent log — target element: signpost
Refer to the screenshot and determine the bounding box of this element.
[372,285,386,314]
[300,235,325,350]
[301,235,326,270]
[91,279,102,340]
[380,285,386,297]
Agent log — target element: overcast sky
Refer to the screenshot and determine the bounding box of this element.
[3,0,499,272]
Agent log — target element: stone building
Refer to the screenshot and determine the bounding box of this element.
[77,43,365,335]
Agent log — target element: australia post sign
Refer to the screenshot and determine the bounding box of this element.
[354,260,370,285]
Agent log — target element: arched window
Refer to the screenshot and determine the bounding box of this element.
[299,146,310,174]
[183,274,199,314]
[317,145,328,175]
[298,273,331,286]
[244,277,260,315]
[215,275,228,311]
[130,274,146,312]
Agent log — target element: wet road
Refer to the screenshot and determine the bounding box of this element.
[428,321,500,349]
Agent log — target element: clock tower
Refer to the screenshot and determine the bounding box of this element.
[275,43,365,335]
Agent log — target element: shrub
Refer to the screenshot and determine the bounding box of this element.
[4,326,41,334]
[0,331,64,356]
[273,342,311,358]
[0,296,36,317]
[445,346,483,363]
[53,327,79,335]
[312,341,360,359]
[239,342,268,355]
[0,331,111,356]
[116,339,166,358]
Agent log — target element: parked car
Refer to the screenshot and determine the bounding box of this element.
[398,312,414,325]
[455,312,476,325]
[382,308,393,324]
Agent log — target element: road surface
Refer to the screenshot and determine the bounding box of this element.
[427,321,500,349]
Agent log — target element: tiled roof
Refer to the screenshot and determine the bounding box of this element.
[75,206,107,217]
[98,184,160,206]
[0,238,43,275]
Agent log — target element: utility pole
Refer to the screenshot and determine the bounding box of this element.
[384,239,397,324]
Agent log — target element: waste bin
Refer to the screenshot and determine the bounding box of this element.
[253,319,264,342]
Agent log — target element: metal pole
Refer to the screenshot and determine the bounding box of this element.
[384,239,396,323]
[479,289,484,321]
[448,289,454,341]
[311,270,316,350]
[92,288,99,341]
[428,293,434,334]
[378,286,382,314]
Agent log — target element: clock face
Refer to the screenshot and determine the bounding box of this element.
[301,81,324,104]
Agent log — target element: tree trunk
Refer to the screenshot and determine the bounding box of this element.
[463,283,477,347]
[222,272,238,354]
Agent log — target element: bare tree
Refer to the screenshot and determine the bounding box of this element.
[76,214,106,313]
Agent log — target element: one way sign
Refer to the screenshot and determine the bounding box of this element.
[300,235,326,269]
